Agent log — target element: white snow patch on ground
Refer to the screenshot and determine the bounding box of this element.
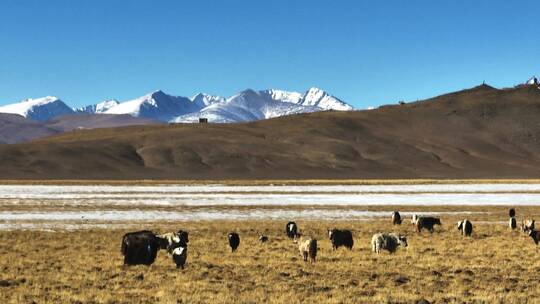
[3,183,540,196]
[3,193,540,207]
[0,183,536,230]
[0,210,482,231]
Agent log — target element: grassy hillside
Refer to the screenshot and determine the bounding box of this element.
[2,85,540,179]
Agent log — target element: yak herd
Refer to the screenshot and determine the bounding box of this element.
[120,208,538,269]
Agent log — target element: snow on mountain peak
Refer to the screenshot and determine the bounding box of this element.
[301,87,353,111]
[104,90,200,121]
[77,99,119,114]
[191,93,225,107]
[96,99,119,111]
[0,96,74,121]
[0,87,354,123]
[262,89,303,104]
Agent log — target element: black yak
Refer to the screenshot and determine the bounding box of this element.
[228,232,240,252]
[327,228,354,250]
[457,219,473,237]
[286,221,298,239]
[121,230,161,266]
[392,211,402,225]
[416,217,442,233]
[509,217,517,230]
[170,232,189,269]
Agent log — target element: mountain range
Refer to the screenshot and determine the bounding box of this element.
[2,80,540,179]
[0,87,353,123]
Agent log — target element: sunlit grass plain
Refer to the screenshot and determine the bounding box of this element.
[1,210,540,303]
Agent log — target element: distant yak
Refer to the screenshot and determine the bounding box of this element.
[170,232,189,269]
[522,220,535,233]
[286,222,298,239]
[457,219,473,237]
[509,217,517,230]
[371,233,408,254]
[392,211,402,225]
[228,232,240,252]
[121,230,161,266]
[295,234,317,262]
[328,228,354,250]
[416,216,442,233]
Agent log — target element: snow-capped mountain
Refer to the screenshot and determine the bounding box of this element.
[0,96,74,121]
[298,87,353,110]
[261,89,304,104]
[0,87,354,123]
[172,87,351,123]
[76,99,119,114]
[173,89,321,123]
[104,90,200,121]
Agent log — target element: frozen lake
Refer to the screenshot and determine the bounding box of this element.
[0,183,538,230]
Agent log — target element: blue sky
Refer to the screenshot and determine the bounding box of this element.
[0,0,539,109]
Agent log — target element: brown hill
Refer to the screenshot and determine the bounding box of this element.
[0,113,161,144]
[0,113,58,144]
[2,84,540,179]
[45,113,162,132]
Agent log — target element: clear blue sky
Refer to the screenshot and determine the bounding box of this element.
[1,0,539,109]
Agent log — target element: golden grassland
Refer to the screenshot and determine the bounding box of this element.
[1,209,540,303]
[2,179,540,185]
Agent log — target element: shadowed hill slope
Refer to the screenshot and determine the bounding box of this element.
[0,113,58,144]
[0,113,161,144]
[2,84,540,179]
[45,114,162,132]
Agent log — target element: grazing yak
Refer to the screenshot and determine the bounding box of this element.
[371,233,408,254]
[295,234,317,262]
[509,217,517,230]
[522,220,535,233]
[121,230,161,266]
[171,246,188,269]
[170,233,189,269]
[259,235,269,243]
[416,216,442,233]
[157,230,189,252]
[457,219,473,237]
[228,232,240,252]
[392,211,402,225]
[528,230,540,245]
[327,229,354,250]
[286,221,298,239]
[509,208,516,218]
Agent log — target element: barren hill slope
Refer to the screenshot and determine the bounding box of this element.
[2,84,540,179]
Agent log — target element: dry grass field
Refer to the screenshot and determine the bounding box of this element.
[1,207,540,304]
